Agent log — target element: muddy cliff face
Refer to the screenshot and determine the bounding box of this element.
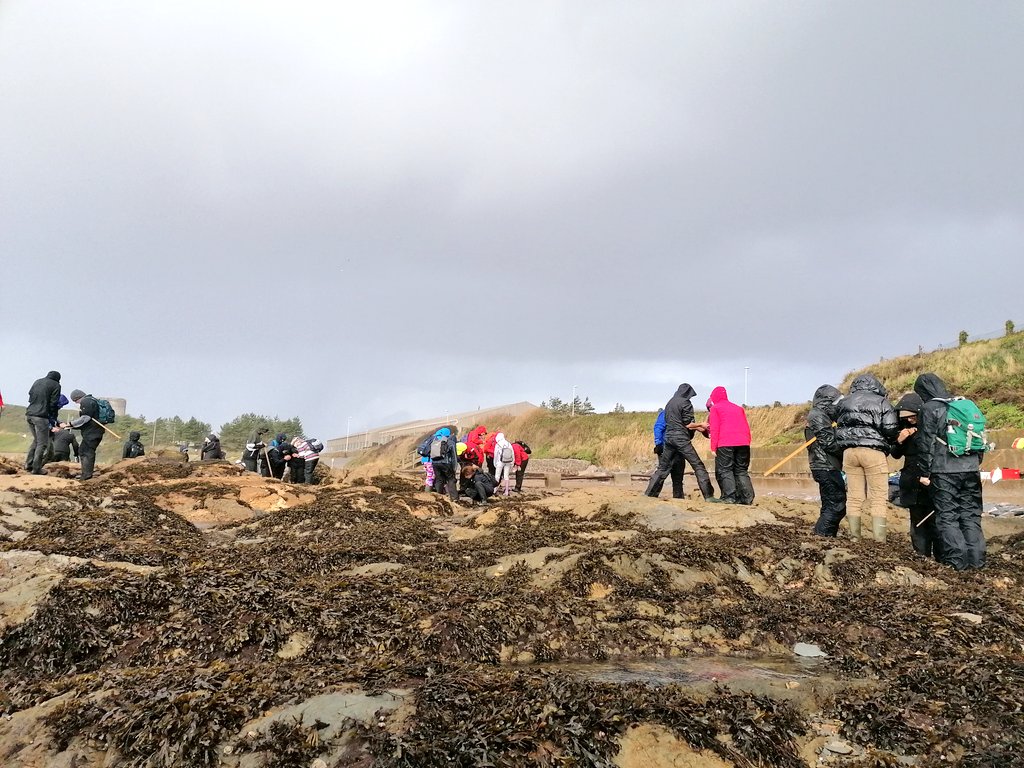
[1,461,1022,767]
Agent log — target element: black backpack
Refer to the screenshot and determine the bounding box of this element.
[516,441,532,455]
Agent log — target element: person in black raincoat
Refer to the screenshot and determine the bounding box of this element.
[644,383,716,500]
[460,464,497,506]
[835,373,899,537]
[914,373,985,570]
[122,431,146,459]
[889,392,938,558]
[201,434,224,461]
[806,385,847,537]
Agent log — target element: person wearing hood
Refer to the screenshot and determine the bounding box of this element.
[707,387,754,505]
[836,374,899,538]
[122,431,146,459]
[460,463,497,506]
[426,427,459,501]
[648,409,684,499]
[242,426,269,473]
[25,370,62,475]
[201,434,224,461]
[645,384,716,500]
[914,373,986,570]
[493,432,516,496]
[483,431,499,475]
[806,385,847,537]
[889,392,938,558]
[267,433,302,480]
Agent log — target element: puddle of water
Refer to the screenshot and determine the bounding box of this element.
[544,655,824,689]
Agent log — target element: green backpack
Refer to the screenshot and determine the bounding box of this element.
[941,398,988,456]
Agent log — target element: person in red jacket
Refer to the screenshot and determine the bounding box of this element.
[483,430,499,475]
[707,386,754,505]
[512,439,532,492]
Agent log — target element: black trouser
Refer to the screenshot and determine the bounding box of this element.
[288,457,306,483]
[908,502,938,559]
[242,458,258,472]
[486,456,495,475]
[715,445,754,504]
[930,472,985,570]
[26,416,51,472]
[51,450,72,463]
[811,469,847,536]
[647,448,684,498]
[304,457,319,483]
[79,428,104,480]
[432,462,459,501]
[645,439,714,499]
[514,458,529,492]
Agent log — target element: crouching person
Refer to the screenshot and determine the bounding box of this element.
[915,373,986,570]
[807,385,847,536]
[890,393,938,558]
[460,464,497,506]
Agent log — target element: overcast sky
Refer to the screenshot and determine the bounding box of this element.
[2,1,1021,438]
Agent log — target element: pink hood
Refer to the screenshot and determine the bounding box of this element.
[706,387,751,451]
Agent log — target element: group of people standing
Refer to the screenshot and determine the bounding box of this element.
[645,384,755,505]
[418,424,532,505]
[806,372,986,571]
[241,427,323,483]
[24,371,108,481]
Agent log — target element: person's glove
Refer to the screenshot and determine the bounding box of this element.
[654,444,663,456]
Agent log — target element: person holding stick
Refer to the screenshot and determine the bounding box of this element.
[889,393,938,559]
[805,385,847,537]
[69,389,105,481]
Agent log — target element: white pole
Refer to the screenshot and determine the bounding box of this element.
[571,384,577,417]
[744,367,750,406]
[346,416,351,452]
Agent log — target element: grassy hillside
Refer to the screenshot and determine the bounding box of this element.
[842,330,1024,427]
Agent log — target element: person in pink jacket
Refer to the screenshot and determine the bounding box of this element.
[707,386,754,505]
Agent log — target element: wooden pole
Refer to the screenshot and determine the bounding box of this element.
[762,437,816,477]
[92,418,122,441]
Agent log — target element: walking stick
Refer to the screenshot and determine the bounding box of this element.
[916,510,935,528]
[70,416,122,441]
[763,437,816,476]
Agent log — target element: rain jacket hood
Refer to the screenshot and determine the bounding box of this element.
[914,373,951,401]
[812,385,843,419]
[706,386,729,410]
[47,371,61,382]
[850,374,888,397]
[129,431,141,442]
[675,383,697,400]
[435,427,452,439]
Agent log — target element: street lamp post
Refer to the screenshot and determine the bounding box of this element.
[346,416,352,452]
[571,384,577,417]
[744,367,750,406]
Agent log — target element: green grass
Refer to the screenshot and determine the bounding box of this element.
[843,330,1024,408]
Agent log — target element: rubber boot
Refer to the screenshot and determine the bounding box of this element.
[847,516,862,539]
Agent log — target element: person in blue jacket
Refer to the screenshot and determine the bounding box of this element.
[419,427,459,501]
[648,409,685,498]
